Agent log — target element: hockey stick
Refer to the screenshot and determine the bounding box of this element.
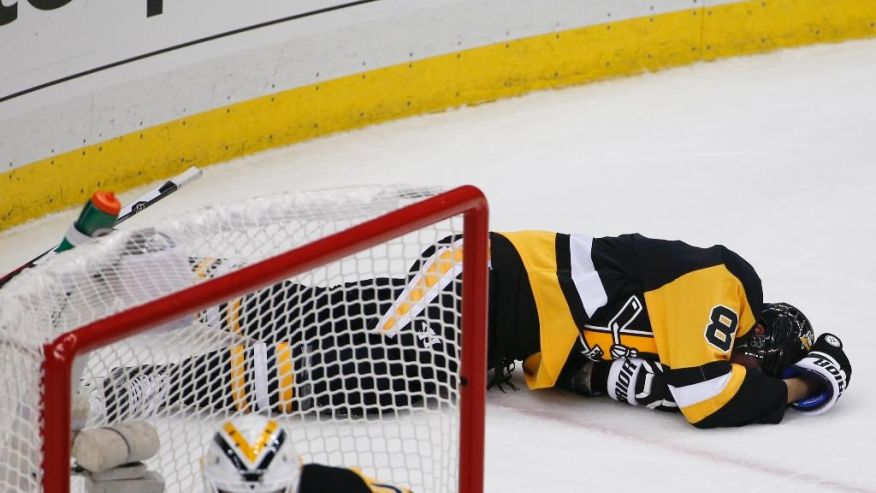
[114,167,202,227]
[0,167,203,289]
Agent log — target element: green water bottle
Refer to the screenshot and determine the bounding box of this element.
[55,191,122,253]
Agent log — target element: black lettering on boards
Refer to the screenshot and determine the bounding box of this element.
[0,1,18,26]
[28,0,73,10]
[1,0,162,27]
[147,0,162,17]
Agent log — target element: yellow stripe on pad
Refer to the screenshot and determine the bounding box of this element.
[227,298,249,412]
[276,342,295,413]
[378,240,464,335]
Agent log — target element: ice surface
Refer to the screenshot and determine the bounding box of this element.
[3,38,875,492]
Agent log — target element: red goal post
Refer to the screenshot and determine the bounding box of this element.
[38,185,489,493]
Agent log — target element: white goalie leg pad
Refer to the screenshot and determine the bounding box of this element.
[88,462,150,481]
[85,468,165,493]
[73,421,160,474]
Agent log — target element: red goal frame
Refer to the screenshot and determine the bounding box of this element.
[40,185,489,493]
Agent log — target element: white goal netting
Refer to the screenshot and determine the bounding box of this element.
[0,185,477,493]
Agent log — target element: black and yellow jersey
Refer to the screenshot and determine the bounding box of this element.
[489,231,788,427]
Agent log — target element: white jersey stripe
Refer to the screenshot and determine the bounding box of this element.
[668,371,733,408]
[252,342,270,412]
[569,234,608,317]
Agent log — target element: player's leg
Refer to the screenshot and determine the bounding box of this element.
[484,232,540,387]
[98,277,401,417]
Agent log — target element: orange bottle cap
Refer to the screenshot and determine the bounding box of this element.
[92,191,122,215]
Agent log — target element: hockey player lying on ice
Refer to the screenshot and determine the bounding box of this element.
[103,230,851,428]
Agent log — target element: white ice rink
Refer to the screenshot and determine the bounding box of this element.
[3,38,876,492]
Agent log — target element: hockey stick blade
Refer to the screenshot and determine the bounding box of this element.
[0,167,203,289]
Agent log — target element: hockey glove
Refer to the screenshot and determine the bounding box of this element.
[562,360,607,397]
[786,333,851,415]
[606,358,677,412]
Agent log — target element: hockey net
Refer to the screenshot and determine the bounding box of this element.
[0,185,488,493]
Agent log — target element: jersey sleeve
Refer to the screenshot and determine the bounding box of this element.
[299,464,412,493]
[666,362,788,427]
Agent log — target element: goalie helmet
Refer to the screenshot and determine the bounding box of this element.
[733,302,814,377]
[203,416,300,493]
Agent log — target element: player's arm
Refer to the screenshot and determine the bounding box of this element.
[785,377,818,403]
[568,352,850,427]
[560,357,678,412]
[666,361,787,428]
[299,464,411,493]
[561,358,789,427]
[681,335,854,426]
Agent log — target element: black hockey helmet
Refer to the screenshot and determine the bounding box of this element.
[733,302,814,377]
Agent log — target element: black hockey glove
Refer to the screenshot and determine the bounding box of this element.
[562,360,608,397]
[606,358,677,412]
[786,333,851,415]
